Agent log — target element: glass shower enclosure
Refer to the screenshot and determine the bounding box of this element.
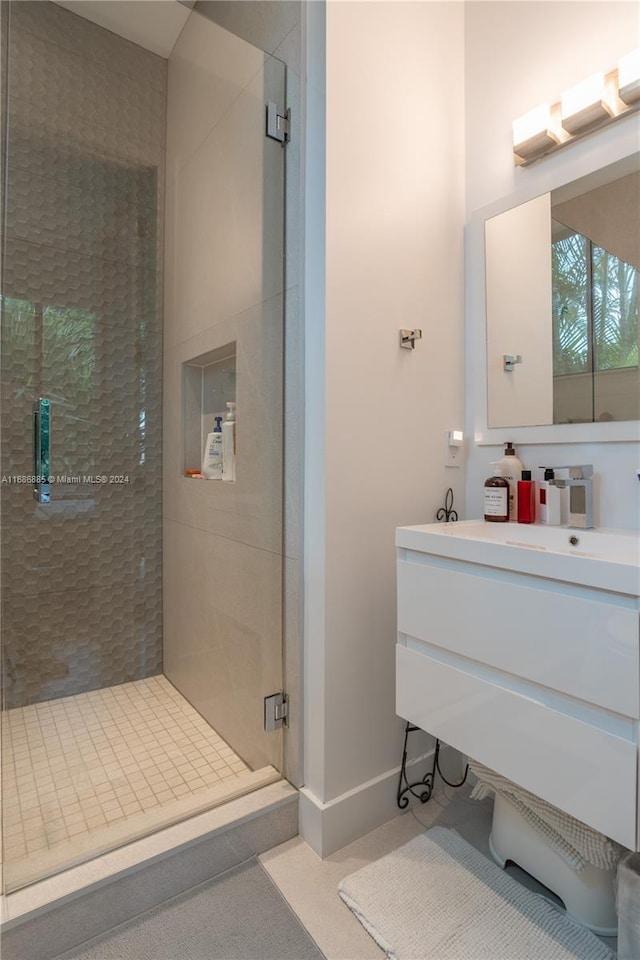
[1,0,286,893]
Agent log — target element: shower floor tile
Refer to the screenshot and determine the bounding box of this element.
[1,676,279,891]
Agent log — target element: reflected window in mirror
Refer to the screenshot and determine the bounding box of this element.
[552,223,639,423]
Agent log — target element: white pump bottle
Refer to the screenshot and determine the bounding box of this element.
[493,442,523,521]
[201,416,223,479]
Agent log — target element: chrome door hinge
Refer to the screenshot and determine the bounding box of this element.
[264,692,288,732]
[266,102,291,144]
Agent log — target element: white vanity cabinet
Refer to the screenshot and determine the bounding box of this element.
[395,521,640,850]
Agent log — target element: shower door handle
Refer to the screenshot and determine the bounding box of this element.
[33,397,51,503]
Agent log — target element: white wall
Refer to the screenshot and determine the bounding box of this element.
[302,0,466,855]
[464,2,640,530]
[302,0,639,858]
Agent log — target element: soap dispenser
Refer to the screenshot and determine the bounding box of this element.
[494,442,523,521]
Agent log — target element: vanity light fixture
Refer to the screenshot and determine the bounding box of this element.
[618,49,640,105]
[512,104,561,162]
[513,50,640,165]
[560,72,613,135]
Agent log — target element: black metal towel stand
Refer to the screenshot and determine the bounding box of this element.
[397,722,469,809]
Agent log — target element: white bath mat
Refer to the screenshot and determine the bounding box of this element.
[338,826,615,960]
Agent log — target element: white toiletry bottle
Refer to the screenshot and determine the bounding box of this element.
[538,467,561,525]
[202,416,223,479]
[494,442,523,521]
[557,479,569,525]
[222,401,236,482]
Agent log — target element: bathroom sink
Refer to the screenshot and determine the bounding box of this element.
[396,520,639,595]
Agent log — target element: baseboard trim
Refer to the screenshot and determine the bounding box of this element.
[299,748,442,858]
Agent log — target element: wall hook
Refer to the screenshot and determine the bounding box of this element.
[503,353,523,372]
[400,329,422,350]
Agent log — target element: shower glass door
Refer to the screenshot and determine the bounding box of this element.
[1,0,286,894]
[0,0,165,891]
[161,10,287,784]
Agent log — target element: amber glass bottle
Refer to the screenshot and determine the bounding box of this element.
[484,475,509,522]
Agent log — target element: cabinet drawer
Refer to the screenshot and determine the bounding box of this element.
[398,557,639,718]
[396,644,637,849]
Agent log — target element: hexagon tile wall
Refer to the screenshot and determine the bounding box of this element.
[1,1,166,708]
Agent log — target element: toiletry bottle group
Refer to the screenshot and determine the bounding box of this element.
[484,442,541,524]
[483,448,579,526]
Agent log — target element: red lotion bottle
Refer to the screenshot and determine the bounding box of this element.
[517,470,536,524]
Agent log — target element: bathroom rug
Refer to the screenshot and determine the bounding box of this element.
[338,826,615,960]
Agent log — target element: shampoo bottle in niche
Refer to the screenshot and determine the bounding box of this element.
[494,441,523,521]
[484,468,509,523]
[201,416,223,479]
[222,401,236,482]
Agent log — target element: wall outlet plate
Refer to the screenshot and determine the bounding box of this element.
[444,430,464,468]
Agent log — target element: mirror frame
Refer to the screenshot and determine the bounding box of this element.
[469,146,640,446]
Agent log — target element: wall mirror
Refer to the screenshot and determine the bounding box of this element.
[485,153,639,431]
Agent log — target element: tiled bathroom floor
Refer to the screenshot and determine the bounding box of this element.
[1,676,278,891]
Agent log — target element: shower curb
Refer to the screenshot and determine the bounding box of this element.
[1,781,298,960]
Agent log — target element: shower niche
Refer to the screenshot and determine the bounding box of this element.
[182,341,236,477]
